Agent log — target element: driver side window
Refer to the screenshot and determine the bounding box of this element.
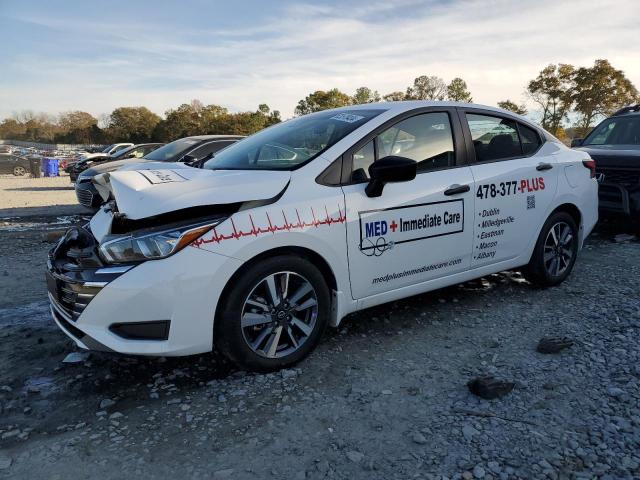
[350,112,455,182]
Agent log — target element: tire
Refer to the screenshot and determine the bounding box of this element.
[523,211,579,287]
[215,255,330,372]
[13,165,26,176]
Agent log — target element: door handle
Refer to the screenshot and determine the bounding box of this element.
[536,162,553,171]
[444,184,470,196]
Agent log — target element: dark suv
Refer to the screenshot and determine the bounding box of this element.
[573,105,640,228]
[75,135,243,210]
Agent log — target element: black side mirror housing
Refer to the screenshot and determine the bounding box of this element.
[181,154,197,163]
[365,156,417,197]
[570,138,583,148]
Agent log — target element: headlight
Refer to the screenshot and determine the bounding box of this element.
[99,220,223,264]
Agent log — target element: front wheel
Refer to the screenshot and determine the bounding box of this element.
[523,211,579,287]
[215,255,330,372]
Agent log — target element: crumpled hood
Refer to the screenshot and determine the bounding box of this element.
[99,168,291,220]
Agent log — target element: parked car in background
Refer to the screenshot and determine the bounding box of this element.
[63,143,133,171]
[75,135,242,209]
[0,153,31,176]
[68,143,164,181]
[572,104,640,229]
[101,143,134,155]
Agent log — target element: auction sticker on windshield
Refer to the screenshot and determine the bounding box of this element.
[330,113,365,123]
[358,199,464,253]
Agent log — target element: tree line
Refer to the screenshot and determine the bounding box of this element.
[0,59,636,145]
[0,101,281,145]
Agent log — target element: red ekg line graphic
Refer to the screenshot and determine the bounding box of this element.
[192,204,346,247]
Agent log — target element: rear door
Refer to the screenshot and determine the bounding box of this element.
[342,108,475,299]
[458,109,559,267]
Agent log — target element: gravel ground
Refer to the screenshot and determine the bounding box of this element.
[0,217,638,480]
[0,174,87,217]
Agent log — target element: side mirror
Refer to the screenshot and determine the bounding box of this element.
[365,156,417,198]
[181,154,197,163]
[570,138,583,148]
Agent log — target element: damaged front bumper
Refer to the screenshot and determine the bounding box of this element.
[46,223,244,356]
[46,226,132,351]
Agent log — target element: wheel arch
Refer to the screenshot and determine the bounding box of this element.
[550,202,582,228]
[214,245,339,330]
[549,202,585,246]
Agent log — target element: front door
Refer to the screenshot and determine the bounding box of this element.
[342,110,475,300]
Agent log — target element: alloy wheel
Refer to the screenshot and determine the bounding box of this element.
[240,271,318,359]
[543,221,575,277]
[13,166,26,176]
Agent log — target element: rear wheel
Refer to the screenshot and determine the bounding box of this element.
[215,255,330,372]
[13,165,26,176]
[523,211,579,287]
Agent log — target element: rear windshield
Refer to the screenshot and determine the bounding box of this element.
[583,116,640,146]
[204,109,384,171]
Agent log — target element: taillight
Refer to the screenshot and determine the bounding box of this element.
[582,159,596,178]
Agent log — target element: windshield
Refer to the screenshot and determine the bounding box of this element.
[143,138,200,161]
[583,116,640,146]
[113,145,136,158]
[204,109,384,171]
[101,144,115,153]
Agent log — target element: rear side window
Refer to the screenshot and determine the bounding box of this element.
[466,114,520,161]
[518,123,542,154]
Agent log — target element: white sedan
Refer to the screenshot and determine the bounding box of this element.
[46,101,598,371]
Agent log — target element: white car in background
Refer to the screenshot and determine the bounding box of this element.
[46,101,598,371]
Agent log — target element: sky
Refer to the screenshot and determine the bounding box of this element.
[1,0,639,122]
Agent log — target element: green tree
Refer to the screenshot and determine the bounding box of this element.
[383,91,406,102]
[352,87,381,104]
[447,77,472,102]
[527,64,574,135]
[405,75,447,101]
[0,119,26,139]
[571,59,639,130]
[107,106,161,143]
[56,111,99,143]
[497,100,528,116]
[214,105,281,136]
[154,103,207,141]
[294,89,352,115]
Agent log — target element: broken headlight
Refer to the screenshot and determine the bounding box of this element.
[98,220,223,264]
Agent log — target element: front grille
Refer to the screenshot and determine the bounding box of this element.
[47,226,106,321]
[75,186,94,207]
[596,169,640,190]
[48,272,102,321]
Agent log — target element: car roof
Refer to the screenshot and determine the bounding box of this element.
[611,104,640,117]
[331,100,527,118]
[184,135,245,141]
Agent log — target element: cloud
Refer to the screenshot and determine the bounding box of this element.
[1,0,639,120]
